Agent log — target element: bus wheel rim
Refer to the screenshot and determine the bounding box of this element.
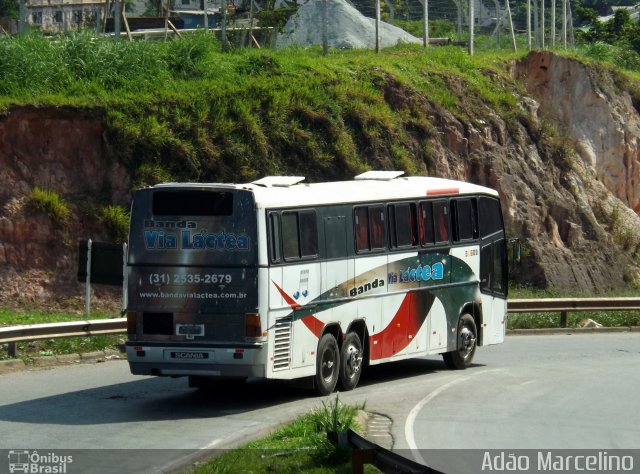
[322,347,336,382]
[459,326,476,360]
[345,344,362,379]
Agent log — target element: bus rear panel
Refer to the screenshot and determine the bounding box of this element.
[125,186,264,378]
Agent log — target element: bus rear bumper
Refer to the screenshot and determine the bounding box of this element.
[126,343,266,378]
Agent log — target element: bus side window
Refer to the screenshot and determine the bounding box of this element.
[354,205,385,252]
[354,207,369,252]
[281,212,300,260]
[420,202,435,246]
[478,197,503,238]
[389,203,417,249]
[299,211,318,257]
[452,199,477,242]
[281,210,319,261]
[269,212,281,263]
[434,201,450,243]
[370,206,385,249]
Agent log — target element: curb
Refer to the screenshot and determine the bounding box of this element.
[0,348,125,375]
[507,326,640,335]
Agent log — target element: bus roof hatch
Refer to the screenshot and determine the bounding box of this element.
[251,176,306,187]
[354,171,405,181]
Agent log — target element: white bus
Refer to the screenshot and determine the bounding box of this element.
[125,171,507,395]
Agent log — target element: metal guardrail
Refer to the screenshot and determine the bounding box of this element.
[507,297,640,327]
[0,318,126,357]
[1,298,639,356]
[339,429,443,474]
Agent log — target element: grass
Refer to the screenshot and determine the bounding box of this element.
[100,205,130,243]
[0,308,123,361]
[193,394,368,474]
[27,187,70,225]
[0,308,115,325]
[0,32,529,184]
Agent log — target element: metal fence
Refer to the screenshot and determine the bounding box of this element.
[2,297,639,357]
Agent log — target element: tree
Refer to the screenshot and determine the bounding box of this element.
[0,0,18,20]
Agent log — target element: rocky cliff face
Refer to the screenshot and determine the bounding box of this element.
[0,52,639,308]
[515,52,640,214]
[0,107,130,308]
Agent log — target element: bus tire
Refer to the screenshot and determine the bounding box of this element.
[315,333,340,396]
[442,314,477,370]
[339,332,363,391]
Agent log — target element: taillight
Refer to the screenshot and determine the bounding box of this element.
[245,313,261,338]
[127,312,137,335]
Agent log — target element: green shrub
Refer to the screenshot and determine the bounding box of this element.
[27,187,70,224]
[135,163,174,187]
[100,205,129,243]
[308,393,361,434]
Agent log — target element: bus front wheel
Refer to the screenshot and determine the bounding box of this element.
[315,333,339,396]
[339,332,363,391]
[443,314,477,370]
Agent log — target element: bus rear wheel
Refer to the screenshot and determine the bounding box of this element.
[443,314,477,370]
[315,333,339,396]
[339,332,363,391]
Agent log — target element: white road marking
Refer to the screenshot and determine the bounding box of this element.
[404,369,504,465]
[404,377,469,464]
[202,438,223,449]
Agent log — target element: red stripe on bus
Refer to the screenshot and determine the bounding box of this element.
[272,281,301,311]
[272,281,323,338]
[426,188,459,196]
[369,292,430,360]
[301,316,323,339]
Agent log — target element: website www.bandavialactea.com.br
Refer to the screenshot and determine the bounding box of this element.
[138,291,247,300]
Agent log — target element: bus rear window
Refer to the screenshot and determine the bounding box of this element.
[152,191,233,216]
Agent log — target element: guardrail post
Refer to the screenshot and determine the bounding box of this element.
[352,449,375,474]
[7,342,17,357]
[85,238,92,317]
[560,310,568,328]
[122,242,128,314]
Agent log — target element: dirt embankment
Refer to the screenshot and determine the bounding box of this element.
[0,52,639,308]
[0,107,128,310]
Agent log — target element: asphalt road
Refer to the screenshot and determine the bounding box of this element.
[1,333,638,473]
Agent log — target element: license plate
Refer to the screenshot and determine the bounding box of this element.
[176,324,205,337]
[170,351,209,360]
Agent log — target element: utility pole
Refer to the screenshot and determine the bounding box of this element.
[18,0,26,34]
[221,0,228,51]
[551,0,556,47]
[456,0,463,41]
[375,0,381,53]
[494,0,501,48]
[527,0,531,49]
[562,0,567,48]
[534,0,538,47]
[541,0,545,48]
[567,0,575,48]
[322,0,328,55]
[469,0,474,55]
[114,0,121,38]
[423,0,429,48]
[505,0,517,52]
